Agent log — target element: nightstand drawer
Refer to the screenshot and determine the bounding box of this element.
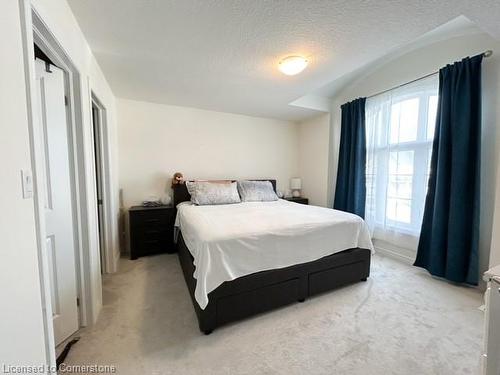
[131,210,174,228]
[133,228,171,243]
[132,209,171,219]
[132,219,169,232]
[133,238,169,256]
[136,227,169,236]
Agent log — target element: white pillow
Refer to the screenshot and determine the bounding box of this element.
[237,180,278,202]
[186,181,241,205]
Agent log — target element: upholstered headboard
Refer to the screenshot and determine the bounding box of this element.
[173,179,277,207]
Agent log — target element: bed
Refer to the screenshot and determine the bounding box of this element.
[173,180,373,334]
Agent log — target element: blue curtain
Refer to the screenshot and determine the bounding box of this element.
[414,55,483,285]
[334,98,366,218]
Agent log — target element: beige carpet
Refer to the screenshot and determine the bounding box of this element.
[66,253,484,375]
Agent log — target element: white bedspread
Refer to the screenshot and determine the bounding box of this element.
[175,200,373,309]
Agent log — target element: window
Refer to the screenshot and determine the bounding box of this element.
[365,75,438,245]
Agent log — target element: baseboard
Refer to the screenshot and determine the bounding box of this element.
[112,247,120,273]
[374,245,415,265]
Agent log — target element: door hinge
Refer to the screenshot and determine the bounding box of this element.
[45,61,52,73]
[64,96,69,106]
[76,297,80,307]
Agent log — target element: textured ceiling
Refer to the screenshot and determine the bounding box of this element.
[67,0,500,121]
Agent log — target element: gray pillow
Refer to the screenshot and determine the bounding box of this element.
[237,180,278,202]
[186,181,241,205]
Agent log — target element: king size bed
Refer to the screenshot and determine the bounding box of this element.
[173,179,373,334]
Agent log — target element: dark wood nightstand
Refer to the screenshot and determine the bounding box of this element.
[285,197,309,205]
[129,205,176,259]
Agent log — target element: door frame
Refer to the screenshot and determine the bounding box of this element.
[19,0,105,367]
[90,94,116,274]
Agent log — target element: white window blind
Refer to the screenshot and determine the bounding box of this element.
[365,74,438,250]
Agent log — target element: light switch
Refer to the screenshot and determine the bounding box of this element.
[21,169,34,199]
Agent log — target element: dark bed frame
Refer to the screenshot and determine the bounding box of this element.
[173,180,371,334]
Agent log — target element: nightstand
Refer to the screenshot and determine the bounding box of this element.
[285,197,309,205]
[129,205,176,259]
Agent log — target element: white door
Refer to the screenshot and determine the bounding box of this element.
[35,58,79,345]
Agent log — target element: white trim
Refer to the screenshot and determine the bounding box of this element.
[30,10,95,328]
[374,243,415,265]
[18,1,56,369]
[91,93,117,273]
[114,248,121,272]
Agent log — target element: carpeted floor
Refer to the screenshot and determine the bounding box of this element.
[66,253,484,375]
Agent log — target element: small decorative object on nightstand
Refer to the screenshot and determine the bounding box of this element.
[129,205,176,260]
[285,197,309,205]
[290,177,302,197]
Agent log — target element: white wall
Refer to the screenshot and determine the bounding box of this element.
[324,32,500,275]
[0,0,119,369]
[118,99,299,208]
[298,113,330,206]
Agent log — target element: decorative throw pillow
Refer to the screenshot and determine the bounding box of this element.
[237,180,278,202]
[186,181,241,205]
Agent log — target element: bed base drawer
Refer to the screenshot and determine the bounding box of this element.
[216,278,300,326]
[308,260,368,296]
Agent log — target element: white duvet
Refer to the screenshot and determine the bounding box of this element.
[175,199,373,309]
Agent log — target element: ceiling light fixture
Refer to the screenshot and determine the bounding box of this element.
[278,56,308,76]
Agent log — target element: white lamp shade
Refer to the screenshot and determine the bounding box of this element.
[290,178,302,190]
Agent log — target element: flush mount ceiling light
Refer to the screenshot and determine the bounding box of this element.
[278,56,308,76]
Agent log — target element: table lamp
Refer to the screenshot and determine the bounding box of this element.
[290,178,302,198]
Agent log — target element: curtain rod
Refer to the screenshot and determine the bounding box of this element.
[366,50,493,100]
